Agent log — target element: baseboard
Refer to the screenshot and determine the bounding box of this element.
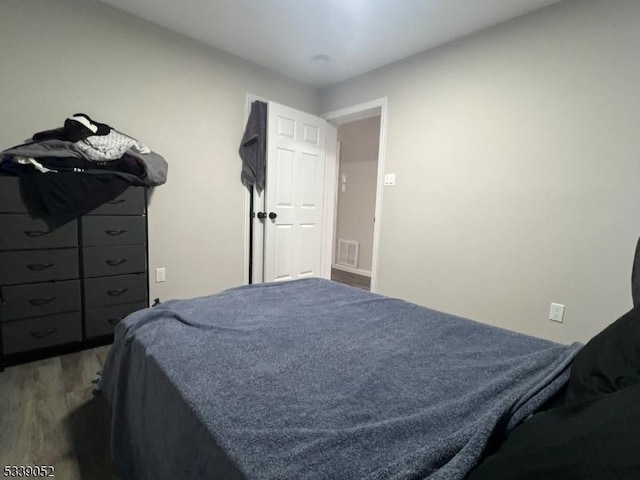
[332,264,372,277]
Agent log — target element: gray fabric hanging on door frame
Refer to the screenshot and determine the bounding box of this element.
[239,101,267,194]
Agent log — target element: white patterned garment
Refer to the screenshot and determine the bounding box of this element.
[75,130,150,162]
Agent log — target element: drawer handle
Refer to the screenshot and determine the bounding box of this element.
[24,230,49,237]
[108,199,126,205]
[27,263,54,271]
[106,259,128,266]
[107,317,123,325]
[31,328,57,339]
[105,229,127,236]
[28,296,56,306]
[107,288,128,297]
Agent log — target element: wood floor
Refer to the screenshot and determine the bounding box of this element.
[0,346,120,480]
[331,267,371,290]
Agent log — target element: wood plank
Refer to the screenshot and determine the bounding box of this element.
[331,268,371,290]
[65,389,119,480]
[0,347,120,479]
[94,345,112,366]
[0,364,20,458]
[60,349,102,395]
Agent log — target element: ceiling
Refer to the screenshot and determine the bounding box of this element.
[97,0,562,88]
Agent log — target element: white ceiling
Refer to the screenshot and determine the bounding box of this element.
[98,0,562,88]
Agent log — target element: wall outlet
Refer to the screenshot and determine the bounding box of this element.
[384,173,396,186]
[155,267,166,283]
[549,303,565,323]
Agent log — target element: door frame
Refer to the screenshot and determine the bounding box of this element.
[321,97,388,293]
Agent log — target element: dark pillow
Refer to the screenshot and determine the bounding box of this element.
[564,305,640,405]
[467,382,640,480]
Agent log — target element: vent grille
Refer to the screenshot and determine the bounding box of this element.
[337,239,359,268]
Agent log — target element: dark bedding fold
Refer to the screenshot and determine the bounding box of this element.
[101,278,580,480]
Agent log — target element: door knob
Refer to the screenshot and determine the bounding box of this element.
[269,212,277,220]
[256,212,267,219]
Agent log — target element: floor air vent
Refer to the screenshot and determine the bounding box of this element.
[337,239,359,269]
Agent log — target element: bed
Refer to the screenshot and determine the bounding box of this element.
[99,277,640,480]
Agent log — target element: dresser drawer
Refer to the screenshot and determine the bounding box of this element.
[83,245,146,277]
[2,312,82,355]
[87,187,146,215]
[0,249,79,285]
[0,216,78,250]
[85,301,147,338]
[0,280,80,322]
[84,273,147,308]
[0,176,28,213]
[81,216,145,247]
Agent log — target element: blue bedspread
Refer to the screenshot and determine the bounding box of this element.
[100,278,581,480]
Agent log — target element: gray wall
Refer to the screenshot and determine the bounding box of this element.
[0,0,319,302]
[335,117,380,272]
[321,0,640,343]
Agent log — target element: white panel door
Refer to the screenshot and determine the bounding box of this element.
[264,102,331,282]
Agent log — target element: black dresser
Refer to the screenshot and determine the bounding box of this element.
[0,175,149,369]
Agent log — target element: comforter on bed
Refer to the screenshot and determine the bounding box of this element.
[100,278,581,480]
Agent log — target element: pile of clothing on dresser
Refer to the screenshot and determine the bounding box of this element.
[0,113,168,228]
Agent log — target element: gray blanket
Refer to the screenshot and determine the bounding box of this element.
[100,279,581,480]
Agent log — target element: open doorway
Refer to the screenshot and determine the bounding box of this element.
[323,98,388,292]
[330,116,380,290]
